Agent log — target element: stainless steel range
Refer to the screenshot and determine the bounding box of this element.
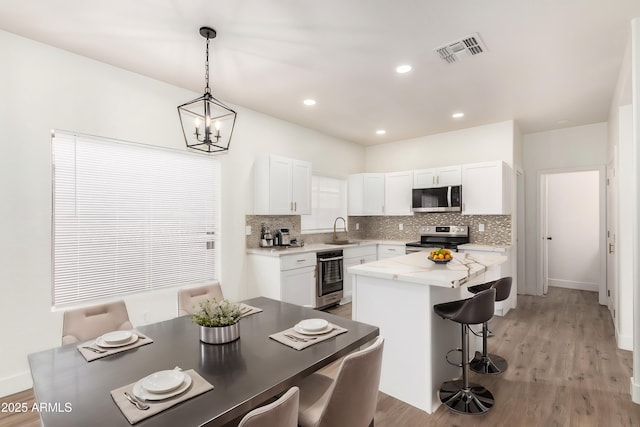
[405,225,470,254]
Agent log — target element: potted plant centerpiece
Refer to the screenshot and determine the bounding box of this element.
[192,298,242,344]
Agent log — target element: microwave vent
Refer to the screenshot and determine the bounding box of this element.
[434,33,487,64]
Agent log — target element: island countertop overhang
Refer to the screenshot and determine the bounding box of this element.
[347,251,507,288]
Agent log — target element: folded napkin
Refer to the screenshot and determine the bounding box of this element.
[238,303,263,318]
[269,323,348,351]
[77,331,153,362]
[111,369,214,425]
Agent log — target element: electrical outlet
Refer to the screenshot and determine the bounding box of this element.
[399,223,404,231]
[356,223,360,230]
[478,223,485,232]
[245,225,252,235]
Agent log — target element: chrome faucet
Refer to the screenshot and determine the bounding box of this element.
[333,217,347,241]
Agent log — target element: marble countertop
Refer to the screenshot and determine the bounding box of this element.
[457,243,511,253]
[348,251,507,288]
[246,240,408,257]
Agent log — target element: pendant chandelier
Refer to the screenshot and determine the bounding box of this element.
[178,27,237,154]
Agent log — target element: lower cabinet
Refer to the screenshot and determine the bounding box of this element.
[247,251,317,307]
[342,245,377,305]
[377,244,406,260]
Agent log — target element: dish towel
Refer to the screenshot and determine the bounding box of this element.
[238,303,263,318]
[269,323,348,351]
[77,332,154,362]
[323,263,342,283]
[110,369,214,425]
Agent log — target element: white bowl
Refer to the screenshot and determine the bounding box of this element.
[142,370,185,394]
[101,330,132,345]
[297,318,329,332]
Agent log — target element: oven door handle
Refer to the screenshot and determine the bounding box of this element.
[318,256,344,262]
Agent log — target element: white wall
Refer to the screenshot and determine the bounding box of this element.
[0,30,364,396]
[364,120,515,172]
[522,123,608,296]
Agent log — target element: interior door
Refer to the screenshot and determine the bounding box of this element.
[540,170,601,295]
[606,160,617,314]
[541,175,550,294]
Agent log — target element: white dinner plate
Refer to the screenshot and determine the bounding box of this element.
[101,330,133,345]
[95,333,139,348]
[294,323,333,335]
[133,372,192,401]
[142,370,185,394]
[297,318,329,332]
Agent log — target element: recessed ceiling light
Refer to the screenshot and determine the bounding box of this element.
[376,130,386,135]
[396,65,412,74]
[303,99,316,106]
[452,112,465,119]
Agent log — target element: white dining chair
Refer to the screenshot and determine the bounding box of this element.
[297,336,384,427]
[61,300,133,345]
[177,281,224,316]
[237,386,299,427]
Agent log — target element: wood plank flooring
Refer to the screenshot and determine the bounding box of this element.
[325,287,640,427]
[2,287,638,427]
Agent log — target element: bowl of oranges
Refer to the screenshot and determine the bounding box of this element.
[428,248,452,264]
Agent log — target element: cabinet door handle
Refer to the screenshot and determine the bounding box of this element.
[290,202,293,211]
[294,202,297,211]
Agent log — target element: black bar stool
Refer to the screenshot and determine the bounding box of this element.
[433,288,496,415]
[467,277,512,375]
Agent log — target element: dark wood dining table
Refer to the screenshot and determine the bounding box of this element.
[28,297,379,427]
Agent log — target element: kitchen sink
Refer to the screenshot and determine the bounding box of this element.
[327,240,355,245]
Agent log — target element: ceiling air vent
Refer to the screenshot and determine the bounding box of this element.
[434,33,486,64]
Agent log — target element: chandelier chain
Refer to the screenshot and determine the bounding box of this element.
[205,37,211,94]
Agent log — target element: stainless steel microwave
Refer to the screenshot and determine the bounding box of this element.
[411,185,462,212]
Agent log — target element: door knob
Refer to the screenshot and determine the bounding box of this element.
[546,237,552,240]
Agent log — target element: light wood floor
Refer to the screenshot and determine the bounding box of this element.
[3,287,639,427]
[326,287,640,427]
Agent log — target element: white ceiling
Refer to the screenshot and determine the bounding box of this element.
[1,0,639,145]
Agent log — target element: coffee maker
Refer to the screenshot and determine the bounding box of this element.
[275,228,291,246]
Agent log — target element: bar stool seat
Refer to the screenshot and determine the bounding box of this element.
[434,288,496,415]
[467,277,512,375]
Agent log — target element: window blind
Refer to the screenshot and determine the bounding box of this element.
[301,175,347,233]
[52,131,219,307]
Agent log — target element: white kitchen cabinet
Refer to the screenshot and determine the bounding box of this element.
[247,251,317,307]
[384,171,414,216]
[461,161,511,215]
[348,173,385,216]
[254,155,311,215]
[342,245,377,304]
[413,165,461,188]
[377,244,406,259]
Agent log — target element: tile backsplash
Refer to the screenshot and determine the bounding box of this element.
[246,213,511,247]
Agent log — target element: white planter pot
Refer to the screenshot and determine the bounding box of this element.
[199,323,240,344]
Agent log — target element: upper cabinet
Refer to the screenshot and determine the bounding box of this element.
[384,171,414,216]
[413,166,462,188]
[348,173,385,216]
[254,155,311,215]
[461,161,511,215]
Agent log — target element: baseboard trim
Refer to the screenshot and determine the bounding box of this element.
[548,280,598,292]
[615,327,633,351]
[631,377,640,404]
[0,370,33,398]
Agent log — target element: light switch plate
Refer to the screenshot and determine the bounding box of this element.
[245,225,252,235]
[399,223,404,231]
[356,223,360,230]
[478,223,485,232]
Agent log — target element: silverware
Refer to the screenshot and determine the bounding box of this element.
[124,391,149,410]
[284,334,318,342]
[81,346,107,354]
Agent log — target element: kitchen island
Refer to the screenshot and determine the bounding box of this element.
[349,251,507,414]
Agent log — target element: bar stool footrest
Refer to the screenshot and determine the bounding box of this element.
[445,348,463,368]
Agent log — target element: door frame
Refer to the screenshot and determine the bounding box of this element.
[537,165,607,303]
